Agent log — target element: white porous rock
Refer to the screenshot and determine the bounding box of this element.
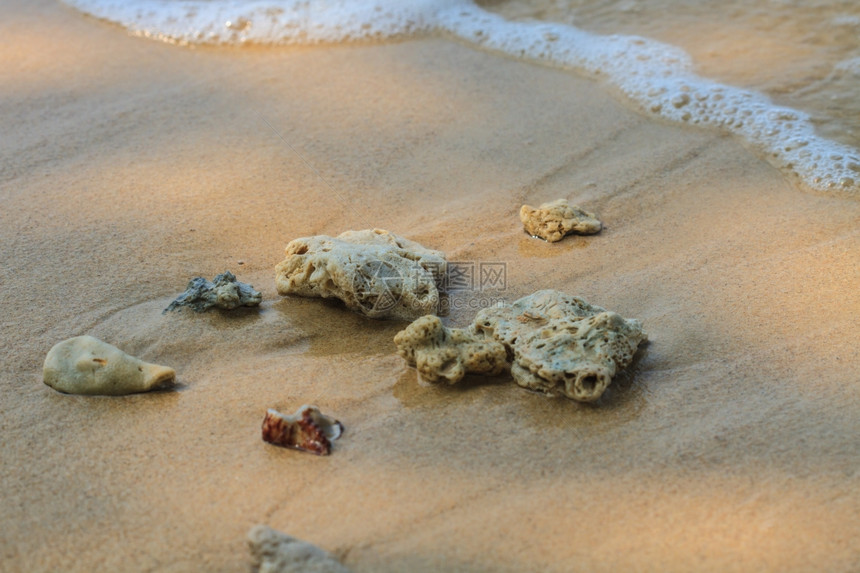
[474,290,646,402]
[393,315,508,384]
[275,229,446,320]
[248,525,351,573]
[43,336,175,396]
[520,198,602,242]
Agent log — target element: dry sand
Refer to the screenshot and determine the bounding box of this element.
[2,1,859,571]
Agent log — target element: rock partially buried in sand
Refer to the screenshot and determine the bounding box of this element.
[395,290,646,402]
[43,336,175,395]
[163,270,262,313]
[262,405,344,455]
[275,229,446,321]
[520,198,602,242]
[248,525,351,573]
[393,315,508,384]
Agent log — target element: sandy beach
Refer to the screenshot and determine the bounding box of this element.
[2,0,859,571]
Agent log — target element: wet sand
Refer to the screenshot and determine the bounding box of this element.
[1,1,859,571]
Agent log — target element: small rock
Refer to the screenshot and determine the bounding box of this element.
[520,198,602,242]
[43,336,175,396]
[248,525,351,573]
[393,315,508,384]
[261,405,344,455]
[163,270,262,313]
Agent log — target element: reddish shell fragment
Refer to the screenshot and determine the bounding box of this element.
[261,405,344,455]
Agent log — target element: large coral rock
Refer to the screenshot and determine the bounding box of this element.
[395,290,646,402]
[520,198,602,242]
[275,229,446,321]
[474,290,646,402]
[248,525,350,573]
[393,315,508,384]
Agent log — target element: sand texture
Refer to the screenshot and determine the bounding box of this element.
[2,1,859,571]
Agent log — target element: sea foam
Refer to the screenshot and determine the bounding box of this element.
[61,0,452,44]
[63,0,860,197]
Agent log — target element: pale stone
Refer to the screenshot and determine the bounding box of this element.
[248,525,351,573]
[520,198,602,242]
[393,315,508,384]
[275,228,446,320]
[163,270,262,313]
[43,336,175,396]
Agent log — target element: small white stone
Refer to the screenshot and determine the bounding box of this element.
[43,336,175,396]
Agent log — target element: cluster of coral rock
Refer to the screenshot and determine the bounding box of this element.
[394,290,646,402]
[269,201,643,402]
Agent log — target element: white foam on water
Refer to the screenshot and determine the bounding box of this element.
[440,5,860,196]
[61,0,459,44]
[63,0,860,197]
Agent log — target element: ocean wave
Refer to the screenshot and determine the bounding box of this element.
[63,0,860,197]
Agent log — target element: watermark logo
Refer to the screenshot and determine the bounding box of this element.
[479,262,506,291]
[353,261,508,316]
[351,260,508,315]
[351,260,403,315]
[428,261,507,292]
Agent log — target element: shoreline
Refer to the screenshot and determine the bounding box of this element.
[59,0,860,197]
